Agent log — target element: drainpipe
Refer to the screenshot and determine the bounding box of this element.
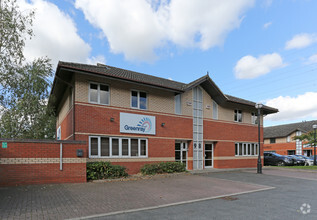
[60,142,63,171]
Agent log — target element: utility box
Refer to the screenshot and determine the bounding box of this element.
[76,149,83,157]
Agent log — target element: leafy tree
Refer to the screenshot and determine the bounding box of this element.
[293,131,317,147]
[0,0,56,139]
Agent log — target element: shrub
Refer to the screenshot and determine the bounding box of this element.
[141,162,186,175]
[86,162,128,180]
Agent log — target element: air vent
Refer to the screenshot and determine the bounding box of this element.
[97,63,111,70]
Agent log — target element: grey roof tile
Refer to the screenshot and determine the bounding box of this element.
[264,120,317,138]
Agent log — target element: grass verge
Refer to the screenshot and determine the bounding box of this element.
[278,166,317,170]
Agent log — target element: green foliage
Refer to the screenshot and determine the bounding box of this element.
[0,0,56,139]
[86,162,128,180]
[140,162,186,175]
[293,130,317,147]
[0,0,34,85]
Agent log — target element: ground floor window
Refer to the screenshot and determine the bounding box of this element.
[288,150,295,155]
[175,142,188,168]
[235,143,258,156]
[89,136,147,158]
[304,150,312,157]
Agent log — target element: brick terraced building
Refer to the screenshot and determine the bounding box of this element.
[50,61,278,174]
[264,120,317,156]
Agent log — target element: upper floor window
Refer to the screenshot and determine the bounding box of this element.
[270,138,276,144]
[251,112,258,124]
[89,83,109,105]
[131,90,147,110]
[234,110,242,122]
[212,101,218,120]
[175,94,181,114]
[287,136,291,142]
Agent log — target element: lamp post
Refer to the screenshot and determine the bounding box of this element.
[313,124,317,166]
[255,103,263,174]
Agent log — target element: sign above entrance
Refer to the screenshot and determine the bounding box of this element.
[120,112,156,135]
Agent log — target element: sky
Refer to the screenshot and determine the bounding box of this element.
[18,0,317,127]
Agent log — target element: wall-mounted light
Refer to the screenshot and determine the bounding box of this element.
[161,123,165,127]
[110,117,114,122]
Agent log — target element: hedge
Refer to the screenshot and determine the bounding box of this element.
[141,162,186,175]
[86,162,128,180]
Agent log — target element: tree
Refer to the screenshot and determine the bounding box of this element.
[0,0,56,139]
[293,131,316,147]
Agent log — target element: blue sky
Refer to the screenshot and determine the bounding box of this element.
[19,0,317,127]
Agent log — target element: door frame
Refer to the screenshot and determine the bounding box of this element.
[204,142,214,168]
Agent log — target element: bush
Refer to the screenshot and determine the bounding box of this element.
[86,162,128,180]
[141,162,186,175]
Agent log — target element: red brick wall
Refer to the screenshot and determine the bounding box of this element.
[0,140,87,187]
[60,109,73,140]
[73,103,262,172]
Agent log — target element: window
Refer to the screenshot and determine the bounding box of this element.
[175,94,181,114]
[235,142,258,156]
[288,150,295,155]
[270,138,276,144]
[234,110,242,122]
[131,91,147,110]
[286,136,291,142]
[89,83,109,105]
[89,136,147,158]
[251,112,258,124]
[212,101,218,120]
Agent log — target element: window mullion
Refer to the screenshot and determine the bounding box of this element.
[109,137,112,157]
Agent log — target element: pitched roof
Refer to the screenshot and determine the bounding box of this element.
[264,120,317,139]
[58,61,185,91]
[50,61,278,114]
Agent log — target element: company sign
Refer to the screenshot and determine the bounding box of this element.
[120,112,156,135]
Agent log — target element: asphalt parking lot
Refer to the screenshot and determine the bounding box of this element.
[0,168,316,220]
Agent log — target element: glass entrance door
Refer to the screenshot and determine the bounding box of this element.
[175,142,188,168]
[205,143,213,168]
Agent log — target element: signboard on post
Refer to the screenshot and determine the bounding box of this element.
[120,112,156,135]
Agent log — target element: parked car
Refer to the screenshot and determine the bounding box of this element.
[264,152,293,166]
[287,155,306,166]
[309,156,317,165]
[295,155,314,166]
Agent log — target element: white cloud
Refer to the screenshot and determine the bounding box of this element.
[263,22,272,29]
[75,0,254,61]
[307,54,317,64]
[86,55,106,65]
[265,92,317,122]
[234,53,285,79]
[285,33,317,50]
[18,0,92,67]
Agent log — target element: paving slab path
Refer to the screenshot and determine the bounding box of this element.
[0,173,272,220]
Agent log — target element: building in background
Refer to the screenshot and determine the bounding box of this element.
[49,61,277,174]
[263,120,317,156]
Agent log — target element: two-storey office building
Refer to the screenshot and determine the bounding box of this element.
[264,120,317,156]
[50,61,278,173]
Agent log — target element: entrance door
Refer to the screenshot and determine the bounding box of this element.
[205,143,213,168]
[175,142,188,168]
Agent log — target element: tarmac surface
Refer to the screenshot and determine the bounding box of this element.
[0,167,316,219]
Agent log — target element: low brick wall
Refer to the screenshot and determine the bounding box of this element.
[0,139,87,187]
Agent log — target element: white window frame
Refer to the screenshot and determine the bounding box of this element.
[212,101,218,120]
[235,142,258,156]
[175,94,182,114]
[287,136,291,142]
[251,112,258,125]
[89,136,148,158]
[89,82,110,105]
[234,109,242,122]
[131,90,147,110]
